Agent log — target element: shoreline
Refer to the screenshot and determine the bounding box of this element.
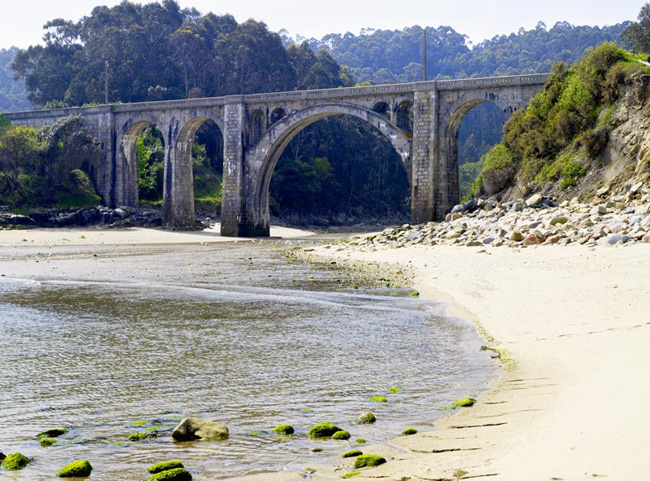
[306,241,650,480]
[2,225,649,480]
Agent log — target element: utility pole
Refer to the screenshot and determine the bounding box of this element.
[104,61,109,105]
[423,27,427,82]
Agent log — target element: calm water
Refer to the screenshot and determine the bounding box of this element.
[0,242,494,480]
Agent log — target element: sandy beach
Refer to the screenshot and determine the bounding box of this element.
[2,225,649,481]
[309,241,650,481]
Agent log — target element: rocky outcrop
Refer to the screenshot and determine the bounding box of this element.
[171,418,229,441]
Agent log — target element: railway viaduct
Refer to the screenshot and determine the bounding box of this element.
[5,74,549,236]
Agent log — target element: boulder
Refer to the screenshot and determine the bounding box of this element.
[1,452,30,471]
[307,422,341,438]
[172,417,229,441]
[56,459,93,478]
[525,194,543,207]
[357,412,376,424]
[354,454,386,468]
[147,461,185,474]
[524,231,546,245]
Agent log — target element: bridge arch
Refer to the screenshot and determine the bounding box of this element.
[245,102,413,236]
[116,116,164,208]
[163,115,224,226]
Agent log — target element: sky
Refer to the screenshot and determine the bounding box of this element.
[0,0,644,50]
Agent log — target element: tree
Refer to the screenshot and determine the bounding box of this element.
[0,126,42,195]
[622,3,650,53]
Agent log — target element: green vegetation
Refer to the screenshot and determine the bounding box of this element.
[1,452,31,470]
[341,473,361,479]
[0,116,101,209]
[130,420,148,427]
[473,42,650,196]
[272,424,295,435]
[147,461,185,474]
[389,387,403,393]
[342,449,363,458]
[353,454,387,468]
[332,430,351,440]
[56,459,93,478]
[39,437,57,447]
[622,3,650,53]
[307,422,342,438]
[402,428,418,435]
[355,438,367,444]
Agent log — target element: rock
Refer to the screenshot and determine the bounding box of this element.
[172,417,229,441]
[466,240,483,247]
[40,437,57,447]
[56,459,93,478]
[128,432,157,442]
[369,395,387,403]
[550,216,569,226]
[1,453,31,471]
[307,422,342,438]
[523,231,546,246]
[510,231,524,242]
[590,205,608,216]
[0,453,5,462]
[597,185,610,197]
[8,214,35,226]
[402,428,418,435]
[149,467,193,481]
[511,200,525,212]
[354,454,387,468]
[631,182,644,195]
[606,234,632,245]
[525,194,544,206]
[482,236,496,245]
[342,449,363,458]
[147,461,185,474]
[272,424,294,435]
[37,428,67,438]
[451,397,476,407]
[642,233,650,243]
[332,430,351,440]
[357,412,376,424]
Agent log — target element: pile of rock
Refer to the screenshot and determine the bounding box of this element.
[344,183,650,250]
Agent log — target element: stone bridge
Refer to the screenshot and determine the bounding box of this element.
[5,74,549,236]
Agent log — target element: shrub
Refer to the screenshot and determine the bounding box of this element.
[481,145,518,194]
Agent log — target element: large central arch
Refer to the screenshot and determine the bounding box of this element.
[244,102,413,237]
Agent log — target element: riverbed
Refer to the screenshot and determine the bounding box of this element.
[0,239,494,480]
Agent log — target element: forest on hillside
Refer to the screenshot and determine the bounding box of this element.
[0,0,637,221]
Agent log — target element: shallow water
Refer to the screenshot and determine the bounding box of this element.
[0,242,494,480]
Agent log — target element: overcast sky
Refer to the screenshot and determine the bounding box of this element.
[0,0,644,50]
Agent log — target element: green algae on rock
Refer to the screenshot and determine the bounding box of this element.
[353,454,387,468]
[389,387,403,393]
[149,467,192,481]
[56,459,93,477]
[39,437,57,447]
[342,449,363,458]
[355,438,367,444]
[341,472,361,478]
[272,424,295,435]
[128,431,157,441]
[357,412,376,424]
[147,461,185,474]
[452,397,476,407]
[1,452,31,471]
[307,422,342,438]
[37,428,67,438]
[369,396,387,403]
[402,428,418,435]
[332,430,351,440]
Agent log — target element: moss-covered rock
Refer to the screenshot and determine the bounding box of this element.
[39,437,57,447]
[452,397,476,407]
[341,472,361,478]
[402,428,418,436]
[130,420,148,427]
[369,396,387,403]
[149,467,192,481]
[307,422,342,438]
[342,449,363,458]
[147,460,184,474]
[389,387,402,393]
[128,431,157,442]
[272,424,295,435]
[172,417,228,441]
[37,428,67,438]
[332,430,351,440]
[355,438,367,444]
[357,412,376,424]
[353,454,386,468]
[1,452,31,471]
[56,459,93,477]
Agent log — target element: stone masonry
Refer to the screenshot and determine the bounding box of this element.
[4,74,548,236]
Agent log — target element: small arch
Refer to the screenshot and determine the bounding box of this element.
[270,108,287,124]
[249,109,266,145]
[395,100,413,132]
[372,101,390,118]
